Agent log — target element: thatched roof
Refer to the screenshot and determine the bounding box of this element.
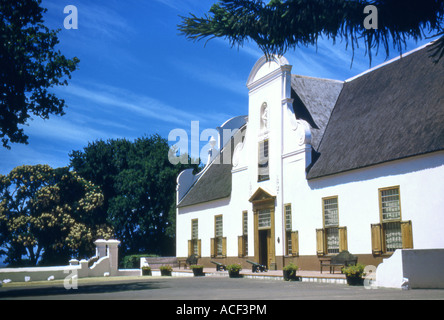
[177,126,245,208]
[176,151,232,208]
[307,43,444,179]
[291,75,344,150]
[177,43,444,207]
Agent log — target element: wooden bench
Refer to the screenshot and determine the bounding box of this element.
[320,250,358,274]
[177,255,198,269]
[178,258,187,269]
[210,260,227,271]
[246,260,267,273]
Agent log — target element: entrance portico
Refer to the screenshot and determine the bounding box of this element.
[249,188,276,270]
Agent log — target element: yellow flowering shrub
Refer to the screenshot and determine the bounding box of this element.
[0,165,114,266]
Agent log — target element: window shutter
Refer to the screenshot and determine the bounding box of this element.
[238,236,244,257]
[339,226,348,252]
[401,220,413,249]
[210,238,215,258]
[371,224,383,255]
[291,231,299,256]
[197,240,202,257]
[188,240,192,257]
[316,228,325,256]
[222,237,227,257]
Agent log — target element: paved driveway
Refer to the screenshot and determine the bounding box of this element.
[1,275,443,301]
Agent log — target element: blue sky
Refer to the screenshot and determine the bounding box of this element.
[0,0,437,175]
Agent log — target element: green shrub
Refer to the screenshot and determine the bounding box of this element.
[283,263,298,272]
[226,263,242,272]
[119,254,158,269]
[190,265,204,270]
[342,263,366,278]
[160,265,173,272]
[283,263,299,281]
[160,265,173,276]
[190,265,204,276]
[142,266,152,276]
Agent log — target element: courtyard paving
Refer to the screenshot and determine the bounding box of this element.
[1,273,443,301]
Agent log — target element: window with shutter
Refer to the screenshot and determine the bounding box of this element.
[215,215,224,256]
[284,204,292,255]
[375,186,413,255]
[191,219,199,256]
[323,197,340,254]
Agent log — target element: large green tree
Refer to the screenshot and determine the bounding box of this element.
[0,165,113,266]
[69,135,199,256]
[178,0,444,64]
[0,0,80,148]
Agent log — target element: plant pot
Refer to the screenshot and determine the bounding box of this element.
[161,270,172,276]
[228,270,241,278]
[283,269,299,281]
[346,275,364,286]
[192,268,204,277]
[142,269,152,276]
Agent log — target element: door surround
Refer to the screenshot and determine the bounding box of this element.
[249,188,276,270]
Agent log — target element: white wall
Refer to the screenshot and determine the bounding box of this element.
[295,151,444,255]
[376,249,444,289]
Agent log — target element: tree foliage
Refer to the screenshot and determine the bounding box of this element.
[0,165,113,266]
[69,134,199,256]
[178,0,444,64]
[0,0,80,148]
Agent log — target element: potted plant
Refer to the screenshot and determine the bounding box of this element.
[142,266,152,276]
[342,263,365,286]
[190,265,205,277]
[226,263,242,278]
[160,265,173,276]
[283,263,299,281]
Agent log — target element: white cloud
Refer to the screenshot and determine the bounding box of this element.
[58,82,199,126]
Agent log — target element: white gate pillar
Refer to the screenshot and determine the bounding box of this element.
[106,240,121,276]
[94,239,108,258]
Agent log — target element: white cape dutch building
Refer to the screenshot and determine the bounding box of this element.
[175,42,444,272]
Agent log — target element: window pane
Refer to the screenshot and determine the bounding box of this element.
[324,198,338,227]
[285,205,292,231]
[258,140,269,181]
[326,227,339,254]
[286,232,292,255]
[215,216,223,256]
[243,212,248,255]
[192,220,198,239]
[258,209,271,229]
[215,216,223,237]
[381,188,401,221]
[384,221,402,252]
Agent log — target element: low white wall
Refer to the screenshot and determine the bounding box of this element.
[376,249,444,289]
[0,239,141,283]
[0,265,78,283]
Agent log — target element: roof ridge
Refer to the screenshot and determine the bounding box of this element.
[291,74,343,83]
[345,40,437,83]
